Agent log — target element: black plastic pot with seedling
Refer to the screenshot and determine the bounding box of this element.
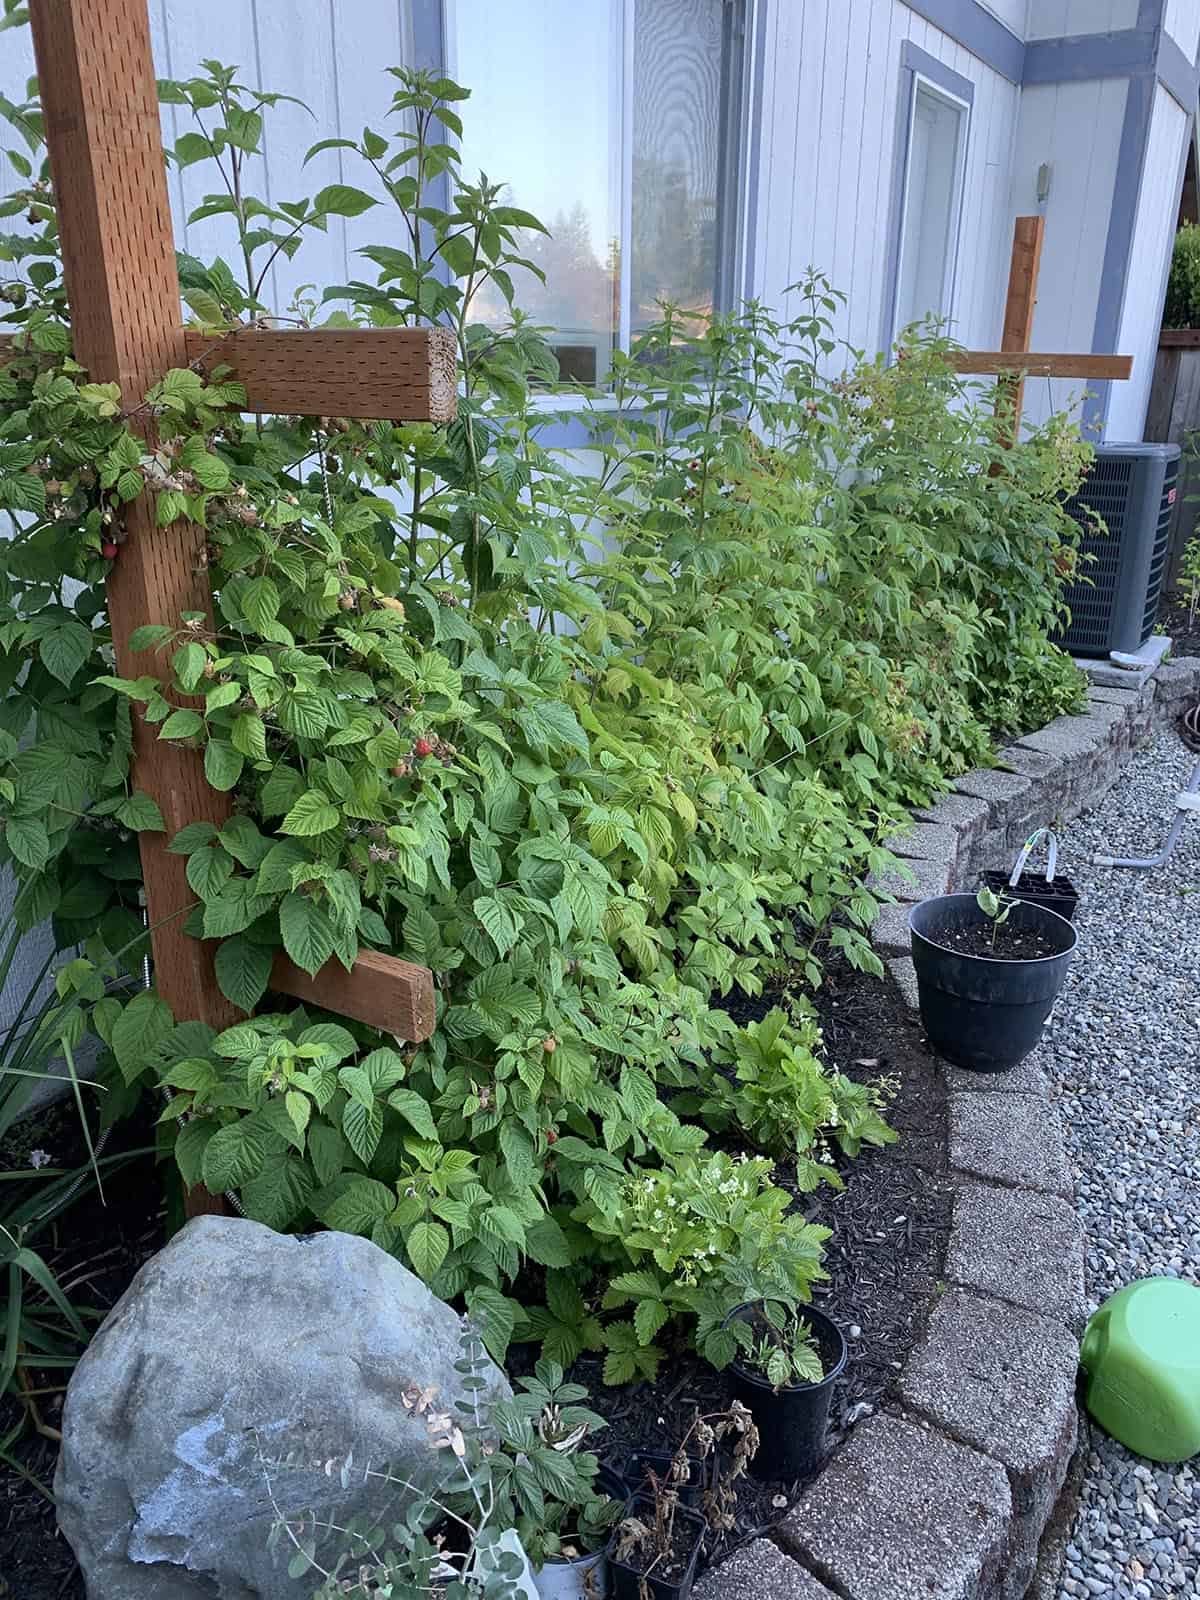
[909,880,1078,1072]
[723,1300,847,1482]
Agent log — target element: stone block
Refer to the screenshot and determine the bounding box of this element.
[694,1541,837,1600]
[886,955,919,1013]
[948,1093,1073,1198]
[1085,685,1142,708]
[945,1184,1086,1331]
[777,1412,1011,1600]
[882,821,959,866]
[867,856,951,904]
[897,1289,1079,1600]
[994,745,1060,785]
[870,902,914,955]
[916,790,991,852]
[941,1053,1050,1098]
[954,768,1033,818]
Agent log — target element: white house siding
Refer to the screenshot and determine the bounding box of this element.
[1025,0,1140,39]
[1106,82,1191,439]
[753,0,1021,358]
[980,0,1027,34]
[1165,0,1200,66]
[1008,76,1129,429]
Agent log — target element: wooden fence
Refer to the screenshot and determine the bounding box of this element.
[1145,329,1200,587]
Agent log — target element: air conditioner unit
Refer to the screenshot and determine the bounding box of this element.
[1054,442,1180,658]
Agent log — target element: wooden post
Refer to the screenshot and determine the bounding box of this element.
[29,0,238,1033]
[994,215,1046,450]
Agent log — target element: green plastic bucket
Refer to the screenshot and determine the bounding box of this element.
[1080,1278,1200,1463]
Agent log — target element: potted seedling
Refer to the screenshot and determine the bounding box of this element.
[979,828,1080,922]
[909,882,1078,1071]
[502,1364,621,1600]
[627,1440,706,1509]
[607,1405,759,1600]
[725,1300,847,1481]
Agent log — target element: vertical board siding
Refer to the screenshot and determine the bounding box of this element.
[1010,76,1128,430]
[1025,0,1140,39]
[1107,82,1190,440]
[979,0,1025,35]
[755,0,1020,359]
[1165,0,1200,66]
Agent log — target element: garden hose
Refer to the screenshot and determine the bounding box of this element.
[1181,697,1200,754]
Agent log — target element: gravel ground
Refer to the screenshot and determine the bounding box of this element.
[1040,731,1200,1600]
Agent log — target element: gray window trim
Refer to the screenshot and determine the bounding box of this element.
[901,0,1022,84]
[880,43,974,354]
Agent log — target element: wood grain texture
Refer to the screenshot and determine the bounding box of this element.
[272,949,437,1043]
[994,214,1046,449]
[183,327,458,422]
[1159,328,1200,349]
[950,352,1133,379]
[28,0,238,1038]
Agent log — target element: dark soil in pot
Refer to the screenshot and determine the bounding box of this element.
[627,1447,706,1506]
[608,1498,706,1600]
[930,916,1057,961]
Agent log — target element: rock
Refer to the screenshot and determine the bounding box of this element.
[694,1539,837,1599]
[56,1216,510,1600]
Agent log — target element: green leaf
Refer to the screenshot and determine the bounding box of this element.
[314,183,378,218]
[5,815,48,870]
[386,1087,438,1142]
[525,1215,572,1269]
[116,791,165,832]
[37,620,91,687]
[280,791,339,837]
[407,1219,450,1281]
[111,990,173,1084]
[159,708,204,740]
[342,1095,383,1164]
[634,1298,670,1345]
[186,843,235,901]
[168,821,218,855]
[202,1118,267,1191]
[476,894,520,957]
[204,740,244,791]
[279,891,335,976]
[214,935,274,1012]
[318,1176,395,1233]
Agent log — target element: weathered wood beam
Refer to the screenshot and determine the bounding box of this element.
[183,326,458,422]
[950,352,1133,380]
[1159,328,1200,350]
[271,950,436,1043]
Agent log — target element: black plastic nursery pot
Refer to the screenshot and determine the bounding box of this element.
[909,893,1079,1072]
[726,1303,848,1482]
[978,868,1081,923]
[607,1498,706,1600]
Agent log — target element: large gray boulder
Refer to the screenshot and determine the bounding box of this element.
[56,1216,509,1599]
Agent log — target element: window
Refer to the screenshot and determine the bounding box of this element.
[891,74,969,342]
[449,0,747,384]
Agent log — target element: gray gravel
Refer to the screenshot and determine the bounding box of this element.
[1036,732,1200,1600]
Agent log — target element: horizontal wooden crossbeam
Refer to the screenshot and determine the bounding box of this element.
[0,325,458,423]
[949,351,1133,380]
[1159,329,1200,350]
[271,948,436,1042]
[183,326,457,422]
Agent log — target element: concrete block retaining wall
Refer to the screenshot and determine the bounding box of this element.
[696,657,1200,1600]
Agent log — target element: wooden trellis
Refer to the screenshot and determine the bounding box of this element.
[20,0,442,1096]
[948,215,1133,446]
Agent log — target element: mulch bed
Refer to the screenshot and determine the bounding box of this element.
[1159,586,1200,659]
[583,953,953,1561]
[0,1106,167,1600]
[0,956,952,1595]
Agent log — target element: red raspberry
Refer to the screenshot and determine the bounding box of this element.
[101,541,118,559]
[413,737,434,758]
